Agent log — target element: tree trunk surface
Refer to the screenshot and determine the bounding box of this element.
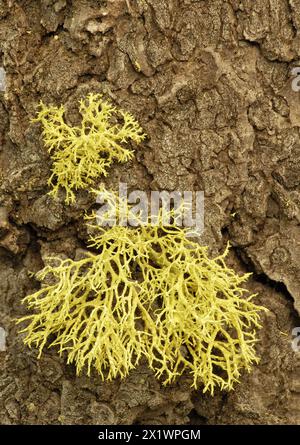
[0,0,299,425]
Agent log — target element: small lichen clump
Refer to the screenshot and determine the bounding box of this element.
[17,190,266,394]
[33,93,145,204]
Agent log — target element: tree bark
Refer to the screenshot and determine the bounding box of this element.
[0,0,299,424]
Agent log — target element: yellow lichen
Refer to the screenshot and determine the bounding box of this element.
[32,93,146,204]
[17,189,266,394]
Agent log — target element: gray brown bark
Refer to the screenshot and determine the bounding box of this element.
[0,0,299,424]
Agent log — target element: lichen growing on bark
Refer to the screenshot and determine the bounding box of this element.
[17,190,266,394]
[32,93,146,204]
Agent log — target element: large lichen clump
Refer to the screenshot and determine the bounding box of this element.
[17,190,266,395]
[33,93,145,204]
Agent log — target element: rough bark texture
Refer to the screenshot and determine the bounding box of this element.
[0,0,300,425]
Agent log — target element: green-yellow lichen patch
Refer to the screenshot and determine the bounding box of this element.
[33,93,146,204]
[17,189,266,394]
